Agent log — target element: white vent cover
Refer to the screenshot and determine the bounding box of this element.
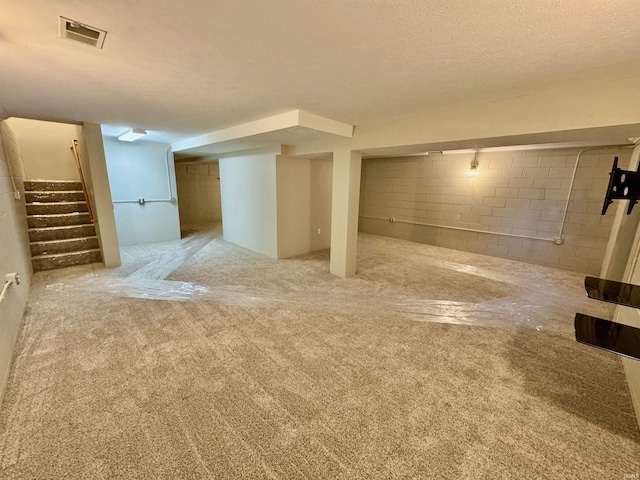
[59,16,106,49]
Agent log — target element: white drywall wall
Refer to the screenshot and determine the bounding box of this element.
[616,250,640,430]
[5,118,82,181]
[601,145,640,281]
[83,124,121,267]
[310,159,332,251]
[219,153,278,258]
[276,155,311,259]
[103,137,180,246]
[219,153,331,259]
[0,120,32,406]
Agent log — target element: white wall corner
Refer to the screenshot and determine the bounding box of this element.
[82,122,121,267]
[0,104,9,121]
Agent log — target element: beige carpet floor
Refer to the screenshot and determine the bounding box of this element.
[0,223,639,479]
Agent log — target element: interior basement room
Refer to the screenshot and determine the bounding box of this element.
[2,1,640,479]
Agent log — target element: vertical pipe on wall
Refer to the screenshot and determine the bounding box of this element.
[555,148,587,244]
[557,146,631,244]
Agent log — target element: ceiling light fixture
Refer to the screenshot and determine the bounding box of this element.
[118,129,147,142]
[468,152,479,177]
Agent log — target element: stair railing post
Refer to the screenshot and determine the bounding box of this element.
[70,139,95,223]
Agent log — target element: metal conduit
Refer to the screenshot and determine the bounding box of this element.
[358,215,555,242]
[555,145,632,244]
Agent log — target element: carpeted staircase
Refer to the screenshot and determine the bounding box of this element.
[24,180,102,271]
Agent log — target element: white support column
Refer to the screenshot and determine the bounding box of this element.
[330,149,362,277]
[82,123,121,268]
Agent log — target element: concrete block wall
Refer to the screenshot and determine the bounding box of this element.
[0,121,32,405]
[175,162,222,225]
[359,147,632,274]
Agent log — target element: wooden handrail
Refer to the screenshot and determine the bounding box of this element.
[70,139,95,223]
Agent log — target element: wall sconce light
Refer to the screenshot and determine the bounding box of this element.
[468,152,479,177]
[118,128,147,142]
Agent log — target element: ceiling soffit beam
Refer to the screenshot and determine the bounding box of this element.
[171,109,353,153]
[297,110,353,138]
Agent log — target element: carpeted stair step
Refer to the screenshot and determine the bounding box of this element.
[26,201,88,215]
[24,180,83,192]
[30,237,99,256]
[25,190,86,203]
[31,249,102,272]
[28,224,96,242]
[27,212,92,228]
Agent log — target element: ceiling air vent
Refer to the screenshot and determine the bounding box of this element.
[59,16,106,48]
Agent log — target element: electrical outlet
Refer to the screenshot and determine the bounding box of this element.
[317,228,321,235]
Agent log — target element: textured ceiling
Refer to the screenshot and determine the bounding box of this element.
[1,0,640,144]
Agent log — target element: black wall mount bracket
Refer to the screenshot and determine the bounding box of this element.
[575,276,640,361]
[601,156,640,215]
[575,313,640,361]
